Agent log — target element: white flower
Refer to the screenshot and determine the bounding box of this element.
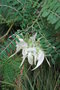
[9,33,50,70]
[19,33,45,70]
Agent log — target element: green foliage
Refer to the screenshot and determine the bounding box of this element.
[0,0,39,28]
[0,0,60,90]
[21,65,60,90]
[41,0,60,29]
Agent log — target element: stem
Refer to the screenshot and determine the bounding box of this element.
[0,80,16,87]
[0,23,14,40]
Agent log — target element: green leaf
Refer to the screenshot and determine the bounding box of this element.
[56,7,60,15]
[47,14,59,24]
[55,20,60,29]
[42,10,50,17]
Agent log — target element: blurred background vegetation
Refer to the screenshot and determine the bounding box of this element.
[0,0,60,90]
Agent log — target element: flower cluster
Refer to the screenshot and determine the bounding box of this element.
[9,33,50,70]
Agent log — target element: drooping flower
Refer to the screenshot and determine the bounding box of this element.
[19,33,45,70]
[9,33,50,70]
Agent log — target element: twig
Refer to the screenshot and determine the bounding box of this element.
[0,23,14,40]
[54,75,60,90]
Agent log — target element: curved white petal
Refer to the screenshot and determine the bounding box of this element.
[30,33,37,42]
[19,57,26,68]
[16,40,27,52]
[32,51,44,71]
[9,51,17,59]
[28,52,33,65]
[34,55,37,65]
[19,48,27,68]
[33,52,37,65]
[22,48,27,56]
[16,42,21,52]
[16,35,24,42]
[45,58,51,67]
